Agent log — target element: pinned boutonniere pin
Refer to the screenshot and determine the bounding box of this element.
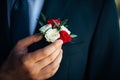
[39,13,77,44]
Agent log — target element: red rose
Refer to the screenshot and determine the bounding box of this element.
[47,19,60,27]
[59,30,72,44]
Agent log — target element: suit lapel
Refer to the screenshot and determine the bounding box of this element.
[39,0,100,56]
[0,0,14,64]
[40,0,72,19]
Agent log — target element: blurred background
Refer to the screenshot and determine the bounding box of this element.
[115,0,120,27]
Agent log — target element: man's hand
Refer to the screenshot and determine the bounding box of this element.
[0,35,63,80]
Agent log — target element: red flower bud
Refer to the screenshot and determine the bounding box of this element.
[47,19,60,27]
[59,30,72,44]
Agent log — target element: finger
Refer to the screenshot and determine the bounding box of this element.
[38,50,63,79]
[16,35,43,48]
[35,48,62,70]
[39,65,60,80]
[27,49,62,76]
[27,40,63,62]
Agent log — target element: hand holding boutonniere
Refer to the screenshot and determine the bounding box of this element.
[39,13,77,44]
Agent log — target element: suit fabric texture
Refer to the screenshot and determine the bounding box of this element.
[0,0,120,80]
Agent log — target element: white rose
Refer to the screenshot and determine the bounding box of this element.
[45,28,60,42]
[39,24,52,34]
[60,25,71,34]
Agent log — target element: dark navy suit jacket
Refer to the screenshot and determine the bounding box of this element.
[0,0,120,80]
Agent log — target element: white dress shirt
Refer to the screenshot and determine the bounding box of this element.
[28,0,44,35]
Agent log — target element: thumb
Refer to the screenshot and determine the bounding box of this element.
[16,35,43,49]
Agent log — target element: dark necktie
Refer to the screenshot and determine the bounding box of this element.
[10,0,29,46]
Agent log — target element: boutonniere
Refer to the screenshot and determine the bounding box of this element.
[39,13,77,44]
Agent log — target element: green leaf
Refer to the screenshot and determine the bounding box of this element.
[39,21,44,27]
[60,19,68,26]
[41,12,47,23]
[71,34,78,38]
[64,25,69,28]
